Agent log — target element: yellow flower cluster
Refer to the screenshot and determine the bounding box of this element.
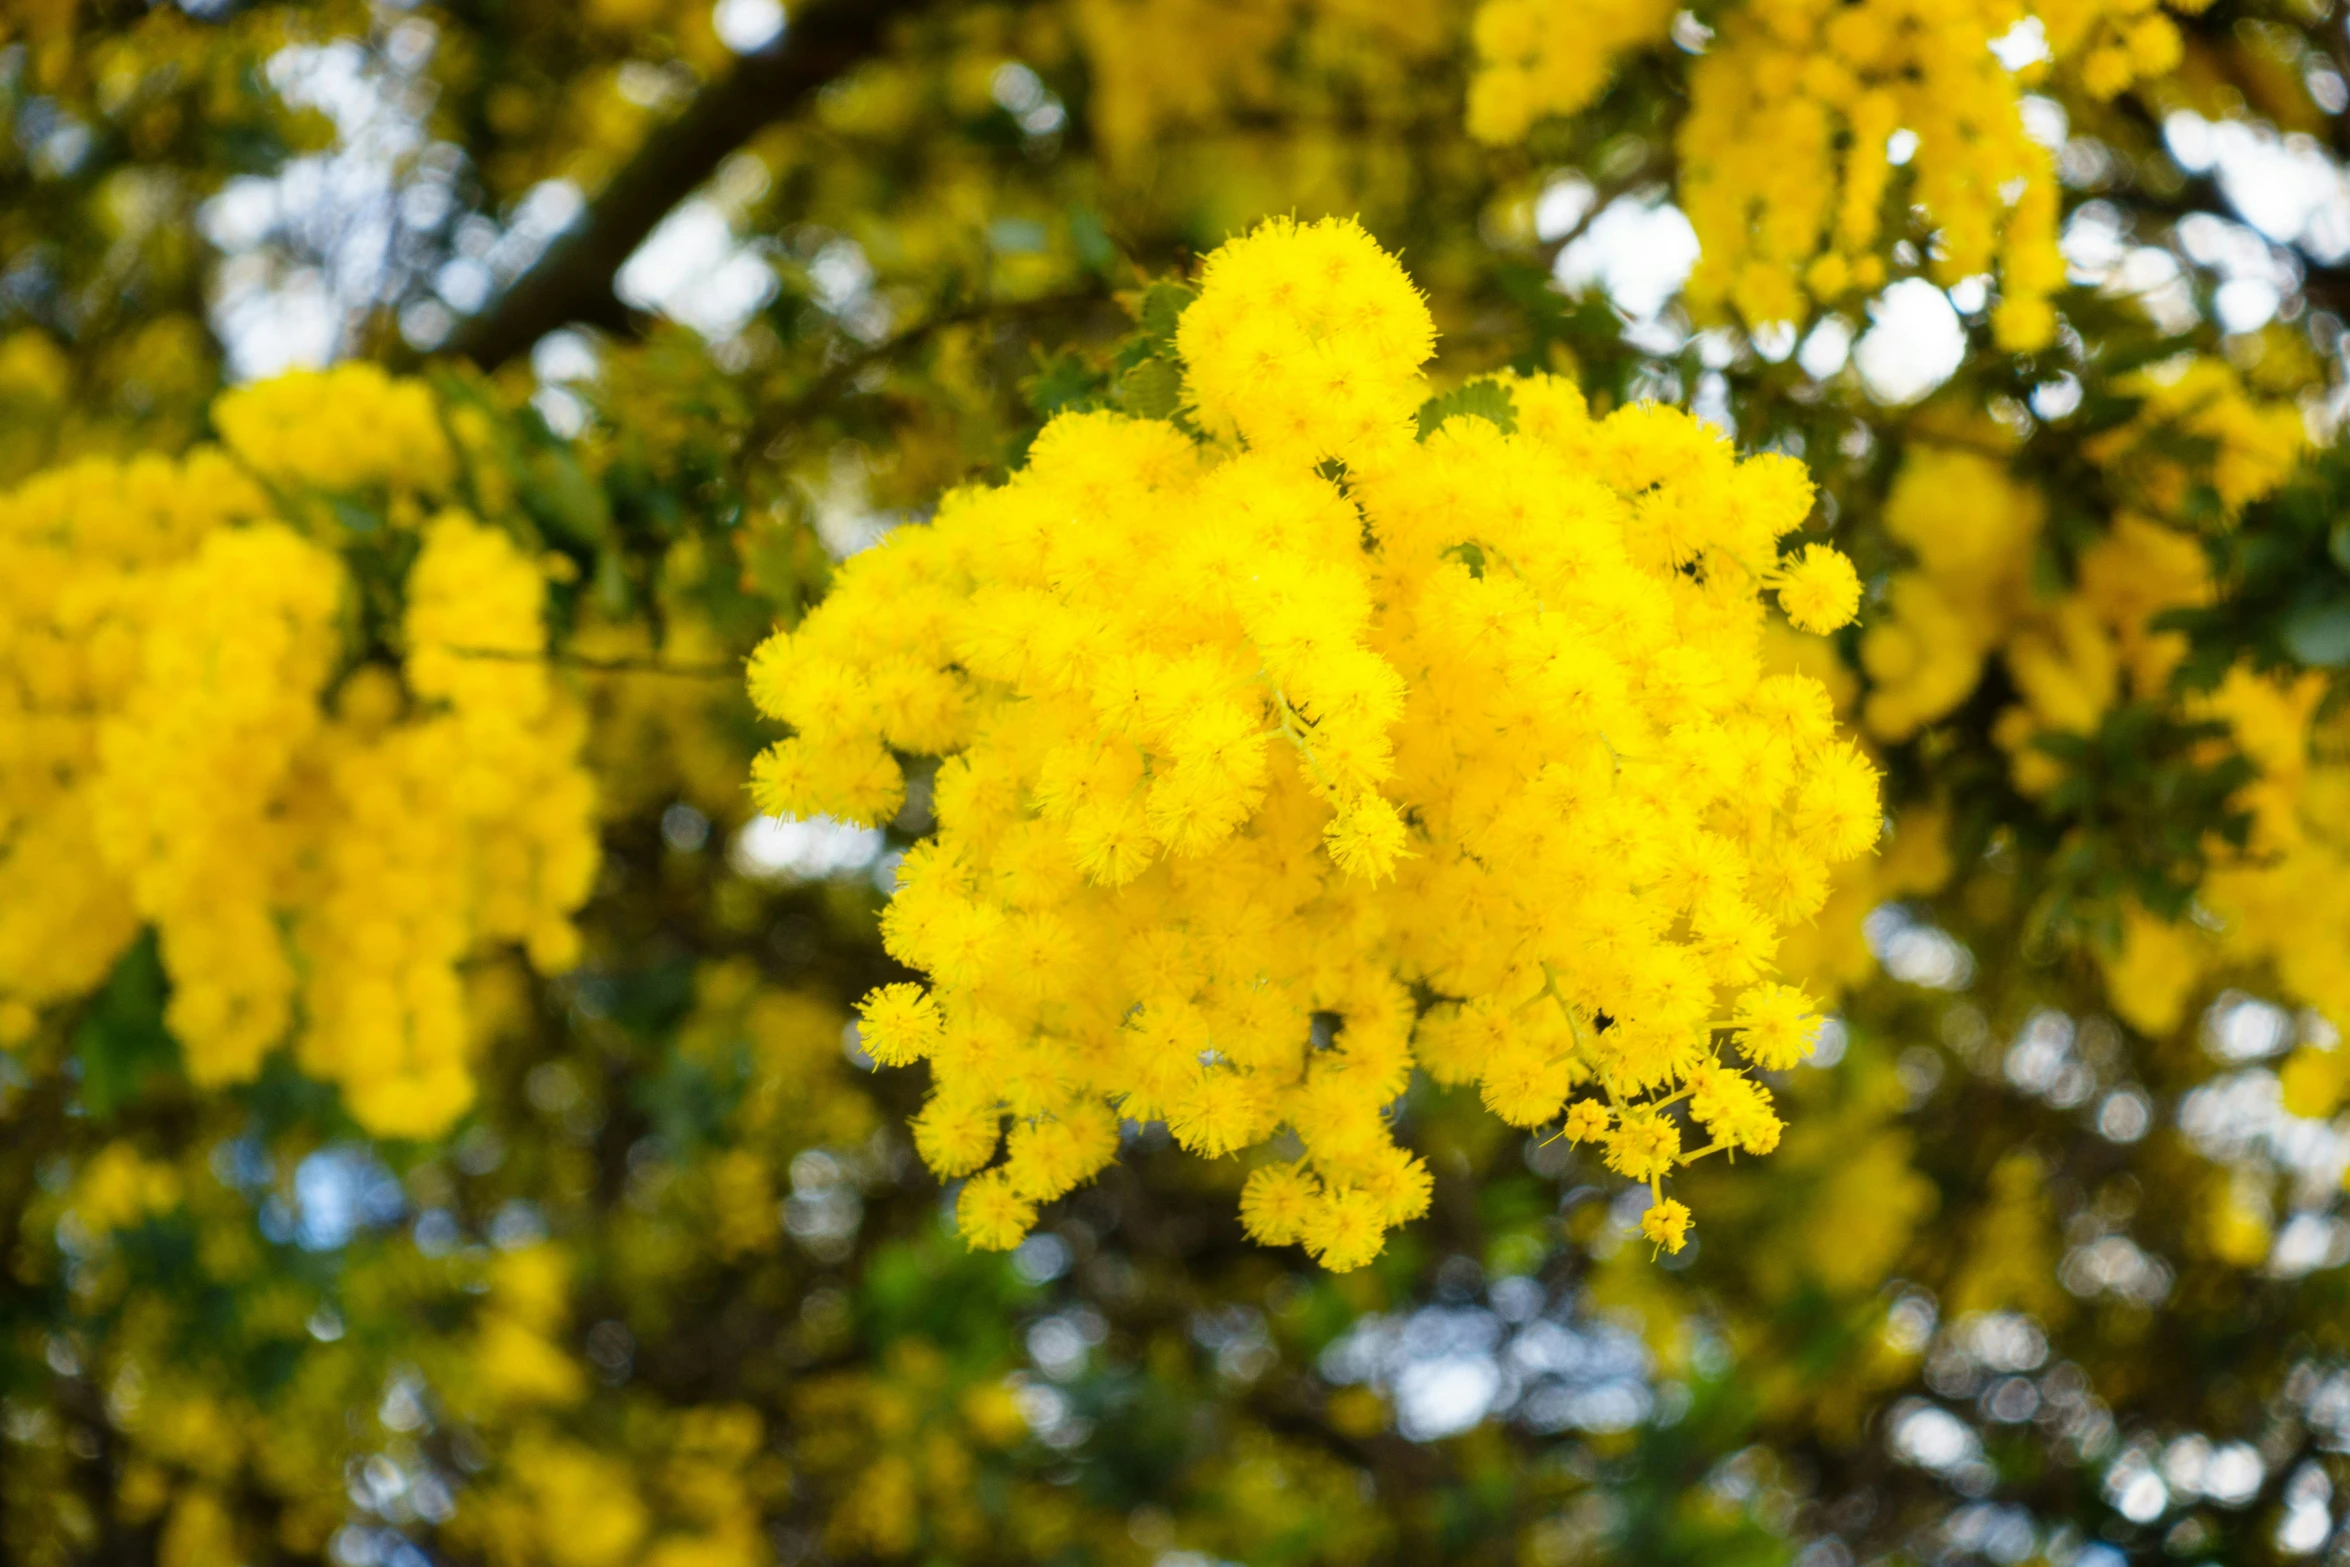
[1468,0,2212,341]
[2037,0,2208,101]
[0,452,264,1043]
[1858,441,2048,742]
[294,517,597,1135]
[684,960,878,1160]
[1466,0,1676,145]
[750,218,1877,1267]
[457,1410,775,1567]
[469,1246,591,1411]
[211,363,455,496]
[451,1244,774,1564]
[1073,0,1455,167]
[796,1341,1030,1560]
[1677,0,2063,342]
[0,366,598,1135]
[64,1143,182,1242]
[1862,362,2302,758]
[1073,0,1292,165]
[2107,673,2350,1043]
[1831,363,2347,1049]
[576,609,747,827]
[2087,358,2310,522]
[93,523,344,1081]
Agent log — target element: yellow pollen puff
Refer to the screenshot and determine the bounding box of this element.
[858,983,945,1066]
[1239,1162,1323,1247]
[1641,1197,1693,1254]
[1775,544,1864,634]
[956,1169,1039,1252]
[1731,982,1823,1071]
[1562,1100,1612,1143]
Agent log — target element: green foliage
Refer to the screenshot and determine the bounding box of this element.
[71,937,178,1123]
[1416,376,1518,439]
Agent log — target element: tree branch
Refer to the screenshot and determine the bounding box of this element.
[446,0,934,370]
[746,286,1116,448]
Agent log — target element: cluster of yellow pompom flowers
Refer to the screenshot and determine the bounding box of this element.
[0,366,596,1136]
[1472,0,2213,345]
[1860,359,2303,757]
[1833,354,2350,1060]
[750,217,1879,1267]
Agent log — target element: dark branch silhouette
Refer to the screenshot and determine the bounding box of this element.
[447,0,934,370]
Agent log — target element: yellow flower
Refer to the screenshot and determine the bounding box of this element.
[1640,1197,1692,1254]
[1774,543,1864,633]
[1730,983,1823,1071]
[1562,1100,1612,1143]
[1239,1163,1323,1246]
[956,1169,1037,1251]
[857,983,944,1066]
[1603,1109,1682,1183]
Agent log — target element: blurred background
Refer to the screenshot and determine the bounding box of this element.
[10,2,2350,1566]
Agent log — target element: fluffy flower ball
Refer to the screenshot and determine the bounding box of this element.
[750,217,1877,1269]
[1176,214,1436,464]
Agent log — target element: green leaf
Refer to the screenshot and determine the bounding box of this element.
[1416,378,1518,440]
[2283,597,2350,667]
[1117,357,1183,421]
[1441,541,1488,579]
[1136,281,1197,343]
[72,932,180,1120]
[525,448,613,547]
[1070,207,1114,271]
[1021,347,1109,419]
[328,495,383,536]
[592,547,634,619]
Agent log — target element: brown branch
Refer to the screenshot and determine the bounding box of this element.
[445,0,937,370]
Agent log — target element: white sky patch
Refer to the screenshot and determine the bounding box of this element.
[1554,194,1700,322]
[801,443,903,558]
[532,328,600,387]
[2205,117,2350,261]
[1534,174,1597,243]
[2019,95,2068,152]
[2178,1065,2350,1217]
[712,0,786,53]
[615,197,779,339]
[729,815,885,883]
[2204,992,2294,1063]
[1853,279,1966,405]
[1797,315,1854,379]
[204,27,588,376]
[1890,1399,1983,1473]
[1863,903,1975,989]
[206,39,418,377]
[1989,17,2050,70]
[1318,1299,1653,1442]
